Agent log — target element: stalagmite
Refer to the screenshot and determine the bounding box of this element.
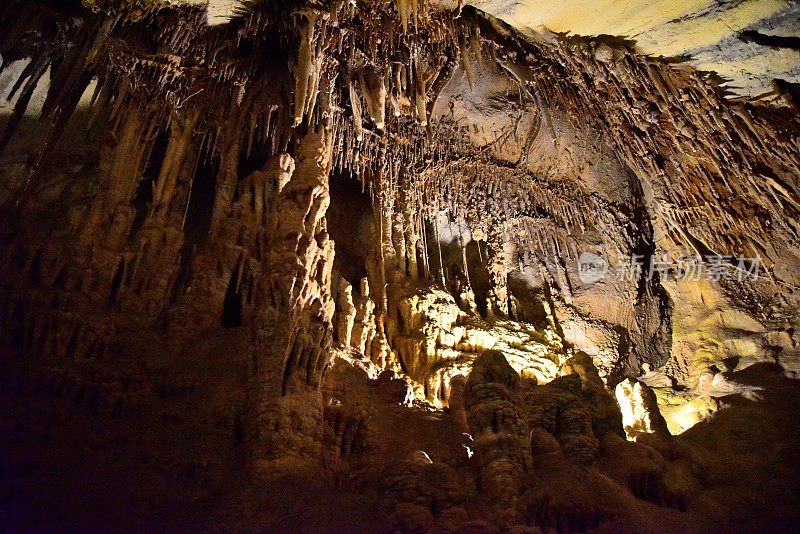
[336,279,356,348]
[247,128,335,473]
[351,278,377,356]
[615,379,670,441]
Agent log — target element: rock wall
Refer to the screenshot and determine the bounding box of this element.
[0,0,798,531]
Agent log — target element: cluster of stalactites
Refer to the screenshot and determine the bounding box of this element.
[0,1,210,194]
[394,0,421,33]
[415,160,625,266]
[0,0,476,209]
[285,0,459,132]
[6,0,795,287]
[513,34,800,269]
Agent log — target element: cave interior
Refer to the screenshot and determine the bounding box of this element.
[1,0,800,531]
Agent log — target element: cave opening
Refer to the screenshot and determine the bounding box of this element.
[465,239,490,317]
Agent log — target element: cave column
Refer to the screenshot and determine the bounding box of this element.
[114,106,206,321]
[150,108,201,221]
[366,166,403,370]
[246,128,336,475]
[209,96,247,232]
[486,221,511,318]
[370,157,398,313]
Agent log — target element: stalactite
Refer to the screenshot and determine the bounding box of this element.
[460,37,479,92]
[359,66,386,131]
[292,8,328,128]
[395,0,420,34]
[349,77,364,142]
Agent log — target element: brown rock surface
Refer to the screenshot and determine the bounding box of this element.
[0,0,798,531]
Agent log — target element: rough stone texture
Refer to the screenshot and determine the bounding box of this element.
[464,351,532,526]
[472,0,800,98]
[616,378,671,441]
[246,130,336,475]
[0,0,798,531]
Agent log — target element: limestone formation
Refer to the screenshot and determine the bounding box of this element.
[463,351,532,526]
[0,0,799,531]
[616,378,671,441]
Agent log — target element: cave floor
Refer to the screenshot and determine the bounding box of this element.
[2,328,799,532]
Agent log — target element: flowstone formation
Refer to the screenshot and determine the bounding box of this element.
[0,0,799,531]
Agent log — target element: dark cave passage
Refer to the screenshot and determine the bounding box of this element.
[183,148,218,247]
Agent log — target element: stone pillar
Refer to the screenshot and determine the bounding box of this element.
[246,129,336,475]
[463,351,532,527]
[486,225,511,318]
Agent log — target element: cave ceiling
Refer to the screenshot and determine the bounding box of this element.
[202,0,800,97]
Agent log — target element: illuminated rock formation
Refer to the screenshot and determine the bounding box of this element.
[0,0,798,531]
